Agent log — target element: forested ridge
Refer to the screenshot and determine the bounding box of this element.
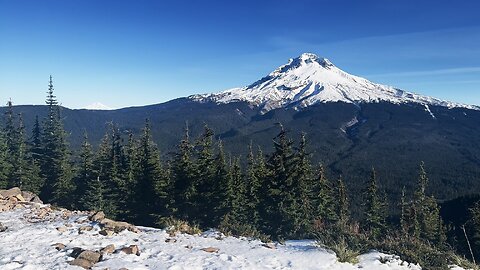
[1,78,480,269]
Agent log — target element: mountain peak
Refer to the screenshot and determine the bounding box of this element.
[192,54,479,112]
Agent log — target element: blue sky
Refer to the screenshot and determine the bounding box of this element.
[1,0,479,109]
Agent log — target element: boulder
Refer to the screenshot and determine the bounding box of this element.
[0,222,7,232]
[262,243,276,249]
[78,226,94,234]
[70,247,85,258]
[201,247,219,253]
[100,244,116,255]
[120,245,141,256]
[56,226,68,233]
[101,218,140,233]
[77,250,102,263]
[69,258,94,269]
[52,243,66,251]
[89,211,105,222]
[21,191,43,204]
[99,229,114,237]
[0,187,21,198]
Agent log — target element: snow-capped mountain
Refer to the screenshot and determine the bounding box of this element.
[84,102,113,110]
[192,53,479,112]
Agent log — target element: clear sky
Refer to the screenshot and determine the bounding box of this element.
[1,0,479,109]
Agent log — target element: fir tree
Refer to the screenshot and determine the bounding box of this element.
[0,131,11,189]
[413,162,446,245]
[211,140,230,225]
[265,126,297,239]
[29,115,43,163]
[245,143,261,228]
[133,119,167,225]
[312,164,336,225]
[76,132,97,210]
[363,167,386,239]
[171,123,196,221]
[336,176,350,227]
[40,76,74,206]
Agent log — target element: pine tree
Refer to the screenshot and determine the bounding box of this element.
[193,125,216,226]
[95,123,127,219]
[211,140,230,225]
[133,119,167,225]
[363,167,386,239]
[312,164,336,225]
[40,76,74,206]
[336,176,350,227]
[293,133,315,236]
[76,132,97,210]
[245,143,261,228]
[225,157,248,224]
[29,115,43,163]
[265,126,297,239]
[0,130,11,189]
[412,162,446,245]
[171,123,196,221]
[400,186,408,236]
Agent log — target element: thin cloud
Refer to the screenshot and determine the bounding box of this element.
[367,67,480,78]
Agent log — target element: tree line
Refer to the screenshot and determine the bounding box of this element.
[1,77,479,269]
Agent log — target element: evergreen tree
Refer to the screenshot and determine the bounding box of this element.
[76,132,98,210]
[336,176,350,227]
[224,157,248,224]
[413,162,446,245]
[171,123,196,221]
[133,119,167,225]
[211,140,230,225]
[363,168,386,239]
[0,131,11,189]
[40,76,74,206]
[29,115,43,163]
[312,164,336,225]
[293,134,315,236]
[245,143,261,228]
[400,186,408,236]
[265,126,297,239]
[193,125,216,226]
[95,123,127,219]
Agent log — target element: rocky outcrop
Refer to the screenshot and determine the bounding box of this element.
[69,248,103,269]
[0,187,43,213]
[88,211,140,234]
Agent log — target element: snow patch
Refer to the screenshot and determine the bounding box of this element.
[0,206,431,270]
[84,102,113,110]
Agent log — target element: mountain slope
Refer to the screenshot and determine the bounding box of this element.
[193,53,479,112]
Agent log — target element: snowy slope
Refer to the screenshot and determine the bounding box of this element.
[84,102,113,110]
[0,205,429,270]
[192,53,479,112]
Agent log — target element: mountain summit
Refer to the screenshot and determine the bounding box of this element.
[193,53,478,112]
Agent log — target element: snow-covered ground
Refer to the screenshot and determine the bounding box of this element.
[0,204,429,270]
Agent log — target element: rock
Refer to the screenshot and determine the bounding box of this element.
[100,244,116,255]
[101,218,140,233]
[14,194,26,202]
[56,226,67,233]
[120,245,141,256]
[99,229,114,236]
[52,243,66,251]
[21,191,43,204]
[185,245,193,249]
[78,226,94,234]
[77,250,102,263]
[89,211,105,222]
[70,247,85,258]
[0,187,21,198]
[262,243,276,249]
[69,258,94,269]
[201,247,219,253]
[0,222,7,232]
[165,238,177,243]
